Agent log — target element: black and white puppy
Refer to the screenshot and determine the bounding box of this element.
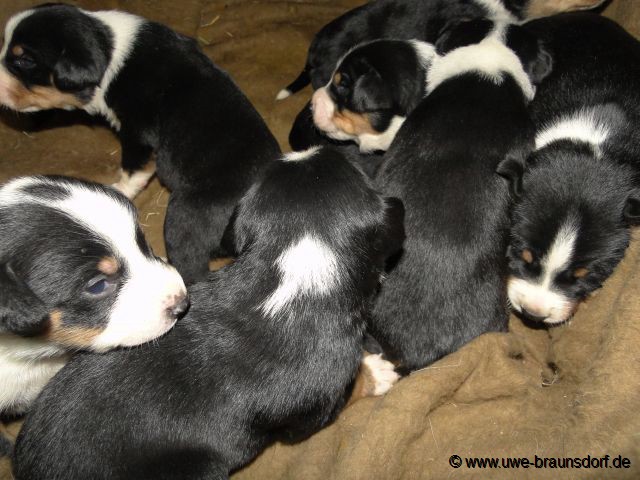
[277,0,602,99]
[13,147,404,480]
[369,21,552,372]
[0,4,281,284]
[0,176,187,415]
[501,13,640,325]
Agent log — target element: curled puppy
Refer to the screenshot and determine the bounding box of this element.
[13,147,404,480]
[0,4,281,284]
[277,0,603,99]
[502,106,640,325]
[501,13,640,325]
[369,21,552,372]
[0,176,187,415]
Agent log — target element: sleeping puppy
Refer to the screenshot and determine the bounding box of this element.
[0,176,187,416]
[369,21,552,373]
[0,4,281,284]
[13,147,405,480]
[277,0,603,100]
[500,13,640,325]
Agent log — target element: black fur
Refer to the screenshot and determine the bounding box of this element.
[282,0,533,95]
[500,13,640,323]
[369,25,549,372]
[2,5,282,284]
[13,147,405,480]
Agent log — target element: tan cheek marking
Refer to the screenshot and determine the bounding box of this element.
[98,257,119,276]
[332,109,377,136]
[333,72,342,86]
[11,45,24,56]
[45,311,105,348]
[526,0,604,18]
[0,69,86,110]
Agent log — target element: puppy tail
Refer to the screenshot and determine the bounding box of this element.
[276,67,310,100]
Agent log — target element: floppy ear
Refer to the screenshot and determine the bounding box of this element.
[52,46,108,98]
[527,41,553,85]
[353,68,393,112]
[0,263,49,336]
[435,18,493,55]
[623,190,640,225]
[505,25,554,86]
[496,146,531,198]
[379,197,405,258]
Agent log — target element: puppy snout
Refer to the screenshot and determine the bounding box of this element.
[167,293,189,319]
[311,88,335,131]
[520,308,547,323]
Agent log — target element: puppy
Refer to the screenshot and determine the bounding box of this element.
[13,147,405,480]
[500,13,640,324]
[277,0,603,100]
[0,176,187,416]
[369,21,552,373]
[0,4,281,284]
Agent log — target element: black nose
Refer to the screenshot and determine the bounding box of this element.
[520,308,547,323]
[168,294,189,319]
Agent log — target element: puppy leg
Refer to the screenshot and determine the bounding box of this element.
[112,136,155,199]
[347,352,399,406]
[164,193,234,285]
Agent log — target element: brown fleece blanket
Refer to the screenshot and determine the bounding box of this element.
[0,1,638,479]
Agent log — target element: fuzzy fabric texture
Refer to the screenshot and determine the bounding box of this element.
[0,1,637,479]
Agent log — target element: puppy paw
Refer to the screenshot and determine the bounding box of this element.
[361,353,399,396]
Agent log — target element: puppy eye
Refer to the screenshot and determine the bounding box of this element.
[85,276,115,297]
[12,55,36,70]
[521,249,534,264]
[573,267,589,279]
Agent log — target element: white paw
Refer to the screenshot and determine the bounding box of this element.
[363,353,399,396]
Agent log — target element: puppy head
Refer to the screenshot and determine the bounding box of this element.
[0,176,188,351]
[500,143,640,325]
[223,147,404,315]
[311,40,435,152]
[0,4,112,111]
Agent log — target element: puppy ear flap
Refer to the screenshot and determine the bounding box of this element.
[623,190,640,225]
[52,47,108,98]
[527,41,553,85]
[497,145,531,198]
[435,18,493,55]
[353,68,393,112]
[0,263,48,336]
[380,197,406,257]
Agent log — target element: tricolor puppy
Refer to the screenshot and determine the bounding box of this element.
[0,176,187,415]
[13,147,404,480]
[501,13,640,325]
[310,39,436,153]
[369,21,552,373]
[0,4,281,284]
[277,0,603,99]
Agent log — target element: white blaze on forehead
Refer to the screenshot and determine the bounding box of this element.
[262,235,340,317]
[282,146,321,162]
[0,9,35,60]
[507,220,579,324]
[426,34,535,101]
[535,109,610,154]
[83,9,143,129]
